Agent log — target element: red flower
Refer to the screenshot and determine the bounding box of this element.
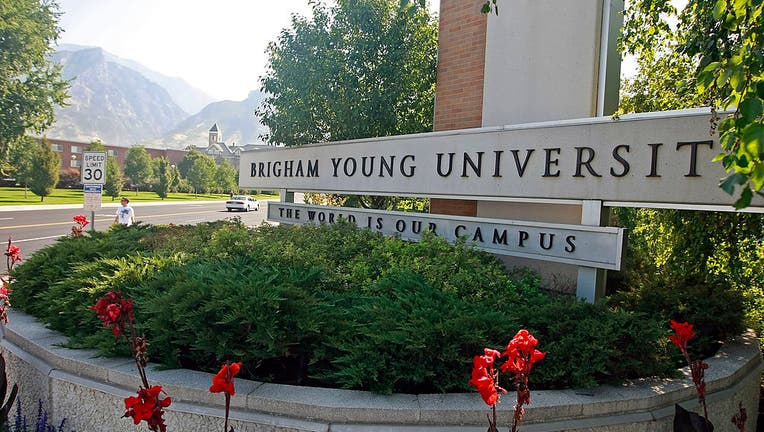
[123,386,171,432]
[5,238,22,270]
[91,291,134,336]
[469,349,505,406]
[500,329,546,375]
[73,214,90,227]
[210,361,242,396]
[669,320,695,351]
[4,245,20,260]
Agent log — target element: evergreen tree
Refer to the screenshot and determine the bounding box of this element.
[154,157,174,199]
[29,138,59,201]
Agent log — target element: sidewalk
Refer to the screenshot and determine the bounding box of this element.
[0,200,222,212]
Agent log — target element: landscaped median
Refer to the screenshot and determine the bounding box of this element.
[1,310,760,431]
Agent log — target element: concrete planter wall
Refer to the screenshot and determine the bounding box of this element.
[0,310,760,432]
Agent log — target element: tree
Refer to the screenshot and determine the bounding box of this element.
[169,164,181,193]
[178,149,205,179]
[258,0,437,145]
[123,146,153,191]
[154,157,174,199]
[104,156,123,201]
[0,0,69,174]
[619,0,763,208]
[7,137,37,197]
[29,138,59,201]
[258,0,437,208]
[611,0,764,350]
[214,161,238,195]
[187,154,217,195]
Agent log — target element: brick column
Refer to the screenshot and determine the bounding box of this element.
[431,0,487,216]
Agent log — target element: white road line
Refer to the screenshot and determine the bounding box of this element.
[0,218,13,221]
[13,235,64,243]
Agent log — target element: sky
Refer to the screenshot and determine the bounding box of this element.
[56,0,441,102]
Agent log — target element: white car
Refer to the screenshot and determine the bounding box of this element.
[226,195,260,212]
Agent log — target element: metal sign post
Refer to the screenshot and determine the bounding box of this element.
[82,152,107,232]
[83,185,102,232]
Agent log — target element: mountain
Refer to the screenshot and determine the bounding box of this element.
[56,44,215,115]
[148,90,266,150]
[48,47,188,146]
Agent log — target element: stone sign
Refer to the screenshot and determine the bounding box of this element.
[268,203,625,270]
[240,109,763,211]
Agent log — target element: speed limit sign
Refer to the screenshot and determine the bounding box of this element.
[81,151,107,185]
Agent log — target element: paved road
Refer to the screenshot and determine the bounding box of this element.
[0,200,272,259]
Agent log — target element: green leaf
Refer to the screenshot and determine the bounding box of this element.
[720,172,747,194]
[734,187,753,209]
[732,0,747,17]
[741,122,764,157]
[751,163,764,191]
[712,0,728,20]
[697,69,716,91]
[740,98,763,122]
[729,68,747,92]
[719,129,737,151]
[719,116,736,133]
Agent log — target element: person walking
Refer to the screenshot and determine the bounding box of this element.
[115,197,136,226]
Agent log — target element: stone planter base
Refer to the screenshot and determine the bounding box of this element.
[1,310,760,432]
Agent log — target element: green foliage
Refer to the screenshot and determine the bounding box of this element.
[186,153,216,194]
[6,137,36,192]
[258,0,437,146]
[178,149,203,178]
[608,208,763,348]
[518,299,675,389]
[0,0,68,175]
[10,220,696,393]
[123,146,153,189]
[103,153,123,200]
[10,223,155,318]
[257,0,437,210]
[620,0,763,207]
[314,271,495,394]
[213,161,237,194]
[153,157,173,199]
[28,139,59,201]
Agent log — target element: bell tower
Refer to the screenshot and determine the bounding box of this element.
[208,123,221,146]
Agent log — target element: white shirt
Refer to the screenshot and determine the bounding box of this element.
[116,205,135,226]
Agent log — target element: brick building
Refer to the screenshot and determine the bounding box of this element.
[42,138,187,175]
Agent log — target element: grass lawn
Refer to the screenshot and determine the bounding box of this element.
[0,187,279,206]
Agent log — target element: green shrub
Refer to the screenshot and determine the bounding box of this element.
[609,208,761,352]
[313,271,494,393]
[7,219,743,393]
[10,223,154,316]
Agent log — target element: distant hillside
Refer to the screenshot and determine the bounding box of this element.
[147,90,266,150]
[47,47,188,146]
[57,44,215,115]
